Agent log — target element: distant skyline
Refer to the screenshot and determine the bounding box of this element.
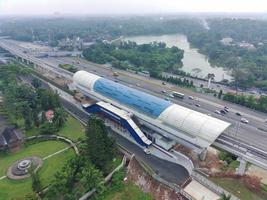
[0,0,267,16]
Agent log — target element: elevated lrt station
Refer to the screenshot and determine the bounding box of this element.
[73,70,230,160]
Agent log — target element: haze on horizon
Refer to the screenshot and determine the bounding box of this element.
[0,0,267,16]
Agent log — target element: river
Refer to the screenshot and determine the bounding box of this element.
[124,34,232,82]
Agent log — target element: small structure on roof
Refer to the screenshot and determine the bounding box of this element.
[0,126,24,152]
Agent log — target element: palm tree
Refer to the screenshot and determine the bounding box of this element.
[219,193,231,200]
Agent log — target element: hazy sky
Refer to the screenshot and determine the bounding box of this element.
[0,0,267,15]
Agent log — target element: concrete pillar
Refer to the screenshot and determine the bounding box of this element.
[199,148,208,161]
[236,157,247,175]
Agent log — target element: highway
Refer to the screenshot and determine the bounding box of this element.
[40,56,267,151]
[1,38,267,169]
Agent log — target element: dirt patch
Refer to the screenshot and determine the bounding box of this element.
[174,145,224,174]
[126,157,187,200]
[246,165,267,184]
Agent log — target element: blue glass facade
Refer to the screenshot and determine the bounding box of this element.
[93,78,172,118]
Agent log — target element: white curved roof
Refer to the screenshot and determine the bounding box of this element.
[158,104,230,146]
[73,70,100,90]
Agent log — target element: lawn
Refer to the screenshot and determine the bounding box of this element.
[57,115,85,141]
[0,141,75,199]
[25,115,85,141]
[99,182,153,200]
[0,140,69,177]
[210,177,267,200]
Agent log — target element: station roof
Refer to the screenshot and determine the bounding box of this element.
[158,104,231,147]
[93,78,172,118]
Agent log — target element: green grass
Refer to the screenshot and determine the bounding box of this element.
[99,182,153,200]
[210,177,267,200]
[0,140,69,177]
[24,115,85,141]
[0,148,74,199]
[57,116,85,141]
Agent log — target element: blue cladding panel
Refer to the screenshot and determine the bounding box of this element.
[83,104,149,147]
[93,78,172,118]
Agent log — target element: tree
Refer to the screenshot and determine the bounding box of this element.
[219,193,231,200]
[46,156,103,199]
[31,78,42,89]
[218,89,223,99]
[54,108,68,129]
[30,168,41,194]
[84,115,117,173]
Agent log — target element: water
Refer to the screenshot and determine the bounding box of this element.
[124,34,232,82]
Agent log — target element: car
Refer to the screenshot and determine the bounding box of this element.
[195,104,200,107]
[136,83,141,87]
[161,90,166,93]
[215,110,220,114]
[162,82,166,85]
[188,96,194,100]
[169,94,174,98]
[164,97,171,102]
[224,107,229,112]
[241,118,249,124]
[235,112,241,116]
[220,110,227,114]
[143,148,151,155]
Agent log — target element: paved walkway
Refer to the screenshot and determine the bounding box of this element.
[184,180,220,200]
[43,146,71,160]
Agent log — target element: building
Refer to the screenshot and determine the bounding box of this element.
[0,126,24,151]
[73,71,230,156]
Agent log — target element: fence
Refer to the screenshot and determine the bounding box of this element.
[192,171,240,200]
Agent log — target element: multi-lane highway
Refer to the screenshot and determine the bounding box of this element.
[1,38,267,169]
[39,56,267,151]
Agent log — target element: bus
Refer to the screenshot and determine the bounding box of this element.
[172,91,184,99]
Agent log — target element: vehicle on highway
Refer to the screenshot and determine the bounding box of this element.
[143,148,151,155]
[172,91,184,99]
[220,110,227,114]
[136,83,141,87]
[169,94,174,98]
[215,110,220,114]
[188,96,194,100]
[161,90,166,93]
[241,118,249,124]
[195,104,200,107]
[224,106,230,112]
[113,71,119,77]
[236,112,242,116]
[164,97,171,102]
[162,82,166,85]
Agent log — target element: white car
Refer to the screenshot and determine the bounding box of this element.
[188,96,194,100]
[241,118,249,124]
[143,148,151,155]
[161,90,166,93]
[169,94,174,98]
[215,110,220,114]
